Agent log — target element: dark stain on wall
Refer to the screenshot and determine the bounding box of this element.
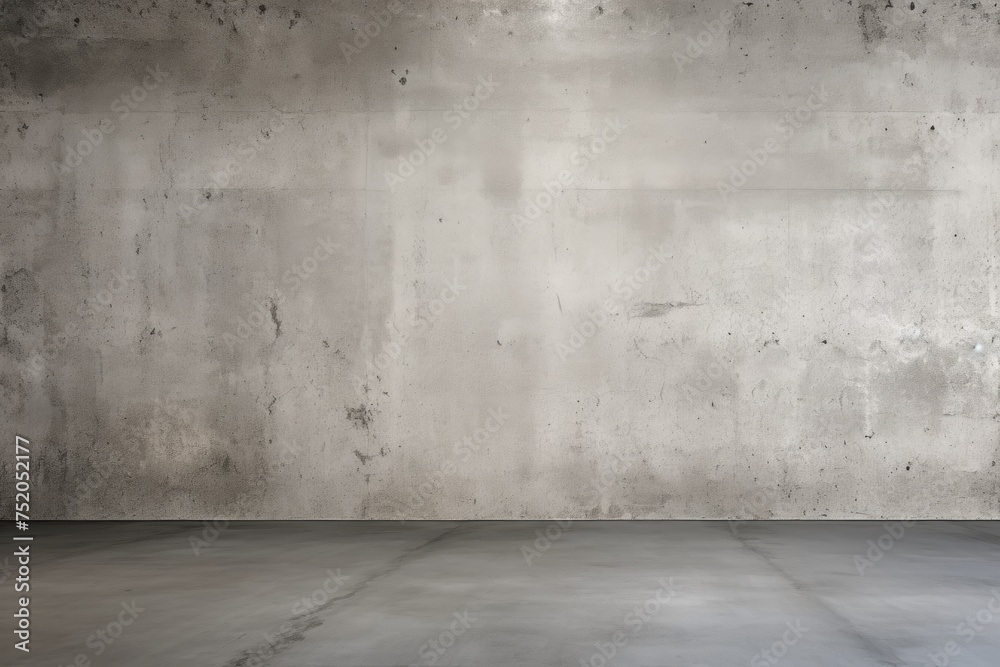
[346,405,371,429]
[631,301,703,318]
[858,1,887,46]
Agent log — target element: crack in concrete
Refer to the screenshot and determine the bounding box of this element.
[269,299,281,338]
[723,524,902,666]
[221,523,466,667]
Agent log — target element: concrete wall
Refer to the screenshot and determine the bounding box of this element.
[1,0,998,519]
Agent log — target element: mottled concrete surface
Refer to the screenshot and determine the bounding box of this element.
[1,521,1000,665]
[0,1,998,519]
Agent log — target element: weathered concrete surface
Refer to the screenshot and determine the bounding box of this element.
[2,521,999,665]
[0,0,998,518]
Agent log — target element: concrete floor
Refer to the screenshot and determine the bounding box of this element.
[3,522,999,666]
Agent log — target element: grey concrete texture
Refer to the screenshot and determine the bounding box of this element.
[0,0,998,519]
[2,521,1000,666]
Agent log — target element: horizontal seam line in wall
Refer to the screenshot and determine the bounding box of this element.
[1,109,999,115]
[0,187,966,193]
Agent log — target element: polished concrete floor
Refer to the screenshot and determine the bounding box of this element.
[2,521,999,666]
